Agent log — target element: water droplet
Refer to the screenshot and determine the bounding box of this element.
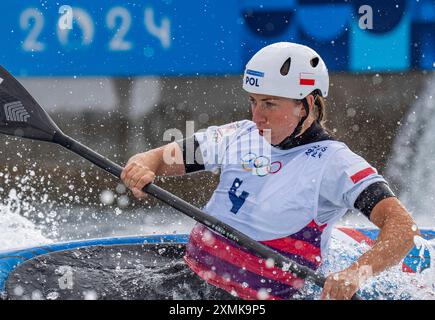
[83,290,98,300]
[100,190,114,205]
[31,290,43,300]
[115,183,126,194]
[257,288,270,300]
[117,195,130,208]
[265,258,274,268]
[47,291,60,300]
[13,285,24,296]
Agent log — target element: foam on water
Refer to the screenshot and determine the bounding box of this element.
[0,188,51,251]
[409,236,435,299]
[320,231,435,300]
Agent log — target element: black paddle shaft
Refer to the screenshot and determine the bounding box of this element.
[0,64,363,300]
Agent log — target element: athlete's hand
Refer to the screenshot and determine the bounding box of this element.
[121,156,156,200]
[321,264,362,300]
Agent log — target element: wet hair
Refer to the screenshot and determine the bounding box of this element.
[295,89,327,128]
[312,92,333,137]
[315,93,327,125]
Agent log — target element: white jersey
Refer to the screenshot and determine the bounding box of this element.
[193,120,386,257]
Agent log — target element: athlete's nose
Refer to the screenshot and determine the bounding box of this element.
[251,105,267,127]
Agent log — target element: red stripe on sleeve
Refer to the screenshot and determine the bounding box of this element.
[350,167,375,183]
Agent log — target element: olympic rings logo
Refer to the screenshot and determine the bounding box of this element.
[241,152,282,177]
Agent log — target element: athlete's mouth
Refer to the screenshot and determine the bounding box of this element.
[258,129,271,137]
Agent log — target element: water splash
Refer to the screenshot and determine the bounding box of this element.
[318,232,435,300]
[386,72,435,224]
[0,188,51,251]
[409,235,435,299]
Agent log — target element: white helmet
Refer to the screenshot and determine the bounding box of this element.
[242,42,329,99]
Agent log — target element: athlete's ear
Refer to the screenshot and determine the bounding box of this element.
[307,95,316,112]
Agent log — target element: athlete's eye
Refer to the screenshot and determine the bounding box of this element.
[265,101,275,108]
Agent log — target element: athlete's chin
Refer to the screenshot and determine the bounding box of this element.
[258,130,275,144]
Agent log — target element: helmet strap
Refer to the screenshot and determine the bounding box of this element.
[274,98,310,150]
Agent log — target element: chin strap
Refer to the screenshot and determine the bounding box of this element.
[274,98,310,150]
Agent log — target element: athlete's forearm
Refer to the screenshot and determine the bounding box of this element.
[127,142,185,177]
[352,197,419,281]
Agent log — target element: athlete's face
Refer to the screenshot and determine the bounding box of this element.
[249,93,306,145]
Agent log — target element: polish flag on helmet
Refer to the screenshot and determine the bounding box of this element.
[345,162,377,184]
[299,73,316,86]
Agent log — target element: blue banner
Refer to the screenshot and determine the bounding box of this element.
[241,0,435,72]
[0,0,433,76]
[0,0,243,76]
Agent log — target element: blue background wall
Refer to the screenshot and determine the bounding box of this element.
[0,0,433,76]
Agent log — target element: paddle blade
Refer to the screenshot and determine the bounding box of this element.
[0,65,61,142]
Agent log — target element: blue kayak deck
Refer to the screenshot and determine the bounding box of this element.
[0,234,189,297]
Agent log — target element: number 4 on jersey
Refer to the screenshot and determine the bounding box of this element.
[228,178,249,214]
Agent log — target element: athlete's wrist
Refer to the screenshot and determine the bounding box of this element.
[348,262,373,289]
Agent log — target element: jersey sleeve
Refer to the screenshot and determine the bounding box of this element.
[193,121,245,172]
[317,147,387,222]
[175,135,205,173]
